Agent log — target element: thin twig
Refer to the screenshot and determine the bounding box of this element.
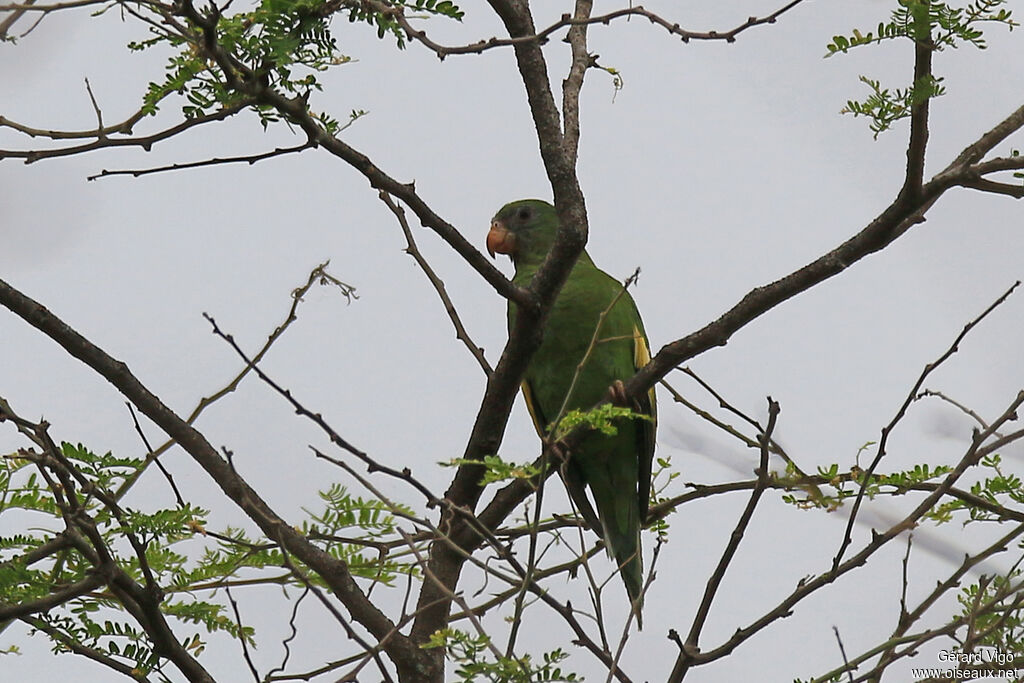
[833,281,1020,570]
[225,585,261,683]
[113,261,353,500]
[669,398,780,681]
[385,0,811,58]
[87,141,317,181]
[378,191,491,375]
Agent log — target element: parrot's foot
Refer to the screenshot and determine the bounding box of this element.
[549,439,571,464]
[608,379,629,406]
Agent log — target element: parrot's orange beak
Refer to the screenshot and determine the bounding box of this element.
[486,220,517,258]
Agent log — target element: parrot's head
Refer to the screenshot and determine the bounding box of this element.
[487,199,558,265]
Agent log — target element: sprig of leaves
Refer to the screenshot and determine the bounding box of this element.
[442,454,542,487]
[423,628,581,682]
[826,0,1016,56]
[553,404,652,440]
[827,0,1016,136]
[957,564,1024,653]
[128,0,464,128]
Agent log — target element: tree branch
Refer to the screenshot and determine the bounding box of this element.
[379,191,492,376]
[380,1,811,59]
[0,103,249,163]
[669,399,780,681]
[0,278,430,679]
[832,281,1019,570]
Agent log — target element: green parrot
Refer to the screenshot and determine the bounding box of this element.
[487,198,656,626]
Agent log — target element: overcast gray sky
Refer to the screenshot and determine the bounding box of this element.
[3,1,1024,681]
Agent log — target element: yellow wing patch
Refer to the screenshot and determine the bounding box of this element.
[632,324,650,369]
[632,325,657,415]
[521,381,547,438]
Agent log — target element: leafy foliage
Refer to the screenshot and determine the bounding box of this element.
[826,0,1017,55]
[553,404,652,440]
[442,454,542,487]
[779,459,955,512]
[827,0,1016,135]
[127,0,463,129]
[0,442,414,674]
[303,483,418,584]
[779,450,1024,530]
[423,628,581,682]
[957,563,1024,655]
[647,455,680,538]
[841,74,946,138]
[925,454,1024,524]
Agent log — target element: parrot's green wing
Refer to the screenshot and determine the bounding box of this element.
[518,315,656,530]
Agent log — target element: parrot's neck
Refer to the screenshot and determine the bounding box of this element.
[514,247,594,270]
[512,249,596,285]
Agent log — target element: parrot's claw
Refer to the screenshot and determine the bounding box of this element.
[548,438,573,464]
[608,379,629,406]
[549,440,571,463]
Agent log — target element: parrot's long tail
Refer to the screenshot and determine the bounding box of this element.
[609,518,645,631]
[579,452,646,629]
[590,484,645,630]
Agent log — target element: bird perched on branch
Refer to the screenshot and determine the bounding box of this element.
[487,198,656,627]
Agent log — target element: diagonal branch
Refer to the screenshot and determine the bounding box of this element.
[20,616,153,682]
[0,277,429,678]
[668,399,780,681]
[112,261,355,501]
[623,99,1024,409]
[379,191,492,376]
[832,280,1019,570]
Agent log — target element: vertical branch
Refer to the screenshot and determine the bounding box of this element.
[411,2,593,666]
[485,0,588,231]
[899,0,933,202]
[503,479,547,658]
[563,0,594,167]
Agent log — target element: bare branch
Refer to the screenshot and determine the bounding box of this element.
[832,281,1020,570]
[225,585,261,683]
[0,103,249,164]
[668,398,780,681]
[948,103,1024,168]
[87,141,317,181]
[0,277,429,677]
[685,389,1024,670]
[561,0,593,168]
[383,1,811,59]
[379,191,492,376]
[624,102,1024,410]
[113,260,353,500]
[898,8,934,202]
[915,389,992,431]
[959,177,1024,198]
[204,311,448,510]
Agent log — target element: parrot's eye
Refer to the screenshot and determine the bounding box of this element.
[517,207,531,221]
